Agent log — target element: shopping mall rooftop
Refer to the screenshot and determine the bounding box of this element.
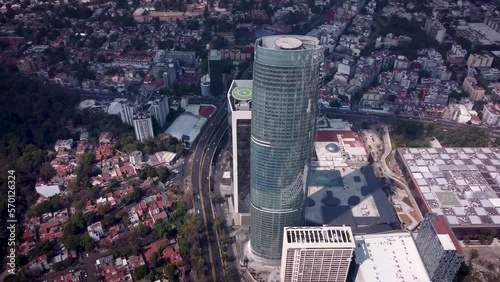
[397,147,500,229]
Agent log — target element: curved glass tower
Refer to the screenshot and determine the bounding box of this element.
[250,35,323,263]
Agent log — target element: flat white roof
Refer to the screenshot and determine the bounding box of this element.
[165,114,200,140]
[437,234,456,251]
[107,101,122,115]
[354,232,430,282]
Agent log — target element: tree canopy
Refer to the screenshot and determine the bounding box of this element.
[0,64,79,264]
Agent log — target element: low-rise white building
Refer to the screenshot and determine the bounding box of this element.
[482,104,500,126]
[314,118,368,169]
[35,183,62,198]
[87,222,105,241]
[353,232,431,282]
[451,104,472,124]
[54,139,73,152]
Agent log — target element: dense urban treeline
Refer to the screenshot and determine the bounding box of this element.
[388,120,498,148]
[0,64,80,273]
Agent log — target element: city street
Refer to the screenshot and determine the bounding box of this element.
[189,100,228,282]
[321,108,500,138]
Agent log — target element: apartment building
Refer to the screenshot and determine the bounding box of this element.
[462,76,485,101]
[482,104,500,126]
[280,226,355,282]
[133,114,154,142]
[467,53,494,68]
[415,214,465,282]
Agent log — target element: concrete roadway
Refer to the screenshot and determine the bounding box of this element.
[190,100,228,282]
[202,122,230,272]
[321,108,500,138]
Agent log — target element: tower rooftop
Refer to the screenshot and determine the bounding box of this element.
[259,35,320,50]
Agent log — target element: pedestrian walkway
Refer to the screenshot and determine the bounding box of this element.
[380,126,423,227]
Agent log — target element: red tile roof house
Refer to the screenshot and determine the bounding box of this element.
[48,272,82,282]
[126,255,145,271]
[22,230,36,242]
[162,246,183,266]
[38,219,68,241]
[95,143,115,162]
[99,132,114,144]
[76,140,89,157]
[99,264,127,282]
[119,161,136,178]
[107,223,125,240]
[19,241,36,256]
[141,239,171,266]
[26,254,50,273]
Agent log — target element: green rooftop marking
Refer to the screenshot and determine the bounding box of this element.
[232,86,252,100]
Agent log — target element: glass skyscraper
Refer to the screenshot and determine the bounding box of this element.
[250,35,323,263]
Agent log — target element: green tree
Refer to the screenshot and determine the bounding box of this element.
[154,222,175,239]
[329,100,341,108]
[203,4,210,18]
[63,234,81,251]
[165,263,179,282]
[469,249,479,260]
[80,233,94,251]
[39,162,56,182]
[463,235,470,244]
[133,265,149,280]
[134,223,151,237]
[338,94,349,103]
[156,166,171,182]
[361,121,370,129]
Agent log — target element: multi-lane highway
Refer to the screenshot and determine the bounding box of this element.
[184,54,255,282]
[190,100,228,282]
[201,119,229,273]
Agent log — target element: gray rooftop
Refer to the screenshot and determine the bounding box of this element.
[398,147,500,228]
[209,49,222,60]
[306,165,397,232]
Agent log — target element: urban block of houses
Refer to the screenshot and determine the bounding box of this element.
[128,194,171,228]
[85,185,134,214]
[48,271,84,282]
[96,255,133,282]
[141,238,184,266]
[38,219,68,241]
[26,254,50,274]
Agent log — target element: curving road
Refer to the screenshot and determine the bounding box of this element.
[190,100,228,282]
[379,125,423,226]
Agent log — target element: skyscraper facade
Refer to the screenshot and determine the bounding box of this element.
[250,35,323,263]
[414,213,464,282]
[209,49,223,96]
